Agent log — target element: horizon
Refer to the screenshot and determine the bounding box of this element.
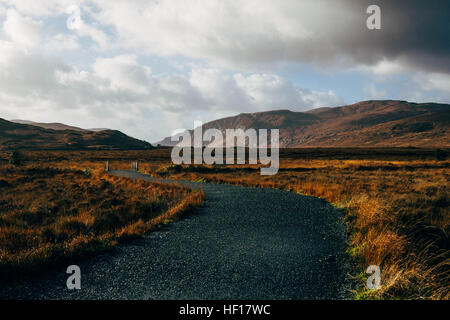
[5,98,448,144]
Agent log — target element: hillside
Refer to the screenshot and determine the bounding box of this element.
[158,100,450,148]
[0,118,152,150]
[11,120,89,132]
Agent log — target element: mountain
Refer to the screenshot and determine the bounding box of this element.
[11,120,90,132]
[11,120,112,133]
[0,118,152,150]
[158,100,450,148]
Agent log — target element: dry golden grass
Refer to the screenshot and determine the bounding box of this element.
[0,149,447,299]
[149,158,449,300]
[0,163,204,281]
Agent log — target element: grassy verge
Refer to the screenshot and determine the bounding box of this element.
[0,165,204,282]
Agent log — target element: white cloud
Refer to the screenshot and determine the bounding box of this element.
[361,72,450,104]
[84,0,450,74]
[425,73,450,93]
[88,0,325,69]
[3,9,42,48]
[189,68,249,110]
[233,73,341,109]
[357,58,409,76]
[45,33,80,51]
[0,43,342,141]
[364,83,387,99]
[93,55,152,93]
[74,19,109,49]
[2,1,108,49]
[1,0,79,17]
[189,68,342,112]
[2,0,449,74]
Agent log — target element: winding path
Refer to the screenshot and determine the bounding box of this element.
[1,170,350,299]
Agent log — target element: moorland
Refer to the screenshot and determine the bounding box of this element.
[0,147,448,299]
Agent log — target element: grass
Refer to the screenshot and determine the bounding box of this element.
[0,164,204,282]
[0,148,448,299]
[143,154,449,300]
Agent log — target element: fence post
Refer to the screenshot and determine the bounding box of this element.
[106,160,109,172]
[136,161,139,172]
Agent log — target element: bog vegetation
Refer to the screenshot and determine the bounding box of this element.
[0,160,204,281]
[150,149,449,300]
[0,148,448,299]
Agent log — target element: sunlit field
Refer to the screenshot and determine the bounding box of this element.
[0,160,204,282]
[0,148,448,299]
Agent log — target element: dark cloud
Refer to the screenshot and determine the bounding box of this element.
[336,0,450,73]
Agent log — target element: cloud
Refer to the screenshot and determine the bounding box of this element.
[73,19,109,49]
[188,68,342,112]
[1,0,79,16]
[2,9,42,48]
[361,71,450,104]
[2,1,108,49]
[424,73,450,93]
[357,59,408,76]
[0,42,342,140]
[85,0,450,74]
[3,0,449,74]
[232,73,341,110]
[93,55,152,93]
[45,33,80,51]
[364,83,387,99]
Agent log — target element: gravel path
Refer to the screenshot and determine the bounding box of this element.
[1,170,350,300]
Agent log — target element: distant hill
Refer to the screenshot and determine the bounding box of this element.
[11,120,90,132]
[11,120,112,133]
[158,100,450,148]
[0,119,152,150]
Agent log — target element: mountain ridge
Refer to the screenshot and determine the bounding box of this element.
[0,118,152,150]
[11,120,111,133]
[11,120,90,132]
[158,100,450,148]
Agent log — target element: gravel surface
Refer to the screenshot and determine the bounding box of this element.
[1,170,351,300]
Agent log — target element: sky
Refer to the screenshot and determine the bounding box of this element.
[0,0,449,142]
